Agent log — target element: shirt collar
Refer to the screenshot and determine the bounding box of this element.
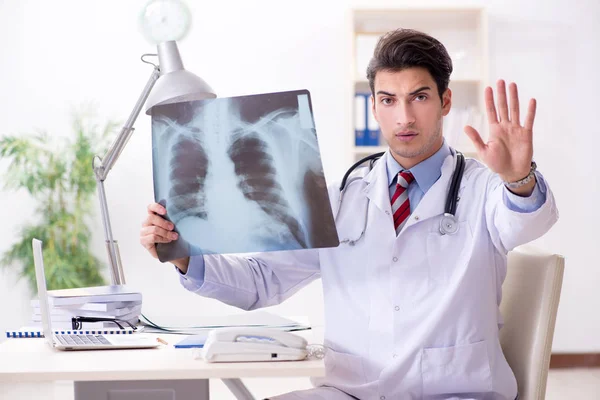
[386,139,452,193]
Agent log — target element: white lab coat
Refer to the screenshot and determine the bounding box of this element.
[187,150,558,400]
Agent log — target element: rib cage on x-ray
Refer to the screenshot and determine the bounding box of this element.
[228,132,307,249]
[168,135,209,221]
[151,91,337,258]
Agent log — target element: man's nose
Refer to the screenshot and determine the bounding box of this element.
[396,102,416,126]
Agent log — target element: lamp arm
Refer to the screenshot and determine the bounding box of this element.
[96,65,160,181]
[93,64,161,285]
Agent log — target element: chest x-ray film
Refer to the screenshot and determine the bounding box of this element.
[151,89,340,262]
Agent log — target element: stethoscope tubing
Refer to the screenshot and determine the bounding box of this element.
[337,150,465,242]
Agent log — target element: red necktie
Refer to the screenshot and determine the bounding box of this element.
[391,171,414,235]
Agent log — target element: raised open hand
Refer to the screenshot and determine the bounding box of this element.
[464,80,536,183]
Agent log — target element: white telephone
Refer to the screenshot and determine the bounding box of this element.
[201,327,308,362]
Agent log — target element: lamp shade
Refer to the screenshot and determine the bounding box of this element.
[145,41,216,114]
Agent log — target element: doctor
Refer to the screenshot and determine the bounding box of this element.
[141,28,558,399]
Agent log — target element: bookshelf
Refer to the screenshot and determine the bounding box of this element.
[351,7,489,162]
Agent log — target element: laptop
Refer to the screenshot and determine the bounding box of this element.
[32,238,159,350]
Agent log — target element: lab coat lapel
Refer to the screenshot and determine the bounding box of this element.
[402,153,456,230]
[362,151,393,216]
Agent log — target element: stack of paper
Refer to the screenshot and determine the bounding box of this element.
[140,310,311,335]
[31,285,143,330]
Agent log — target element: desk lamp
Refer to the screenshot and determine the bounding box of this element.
[93,0,216,285]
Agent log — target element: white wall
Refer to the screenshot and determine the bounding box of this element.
[0,0,598,362]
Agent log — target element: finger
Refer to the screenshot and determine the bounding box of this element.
[140,234,172,247]
[509,82,520,125]
[484,86,498,124]
[524,98,537,131]
[142,213,174,230]
[463,125,486,153]
[140,235,158,249]
[497,79,509,122]
[147,203,167,216]
[141,225,178,241]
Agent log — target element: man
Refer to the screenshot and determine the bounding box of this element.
[140,29,557,399]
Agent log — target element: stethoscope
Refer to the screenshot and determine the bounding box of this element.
[335,150,466,245]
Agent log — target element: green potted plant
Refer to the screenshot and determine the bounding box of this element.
[0,108,118,291]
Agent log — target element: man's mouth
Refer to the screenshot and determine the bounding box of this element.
[395,131,418,142]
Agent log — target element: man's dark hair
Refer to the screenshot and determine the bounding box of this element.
[366,28,453,102]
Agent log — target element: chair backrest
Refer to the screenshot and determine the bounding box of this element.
[500,246,565,400]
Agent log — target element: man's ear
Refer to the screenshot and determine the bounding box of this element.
[441,88,452,116]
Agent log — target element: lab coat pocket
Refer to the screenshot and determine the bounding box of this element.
[421,340,492,396]
[324,349,367,386]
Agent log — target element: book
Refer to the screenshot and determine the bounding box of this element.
[5,326,141,338]
[367,103,380,146]
[32,308,141,323]
[29,317,140,330]
[46,285,142,306]
[31,304,142,319]
[31,299,142,312]
[355,93,367,146]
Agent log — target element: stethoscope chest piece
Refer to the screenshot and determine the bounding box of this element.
[439,213,459,235]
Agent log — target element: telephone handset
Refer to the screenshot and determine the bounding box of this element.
[201,327,308,362]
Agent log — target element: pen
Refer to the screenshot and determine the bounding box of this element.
[156,337,168,345]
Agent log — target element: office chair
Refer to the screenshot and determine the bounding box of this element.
[499,246,565,400]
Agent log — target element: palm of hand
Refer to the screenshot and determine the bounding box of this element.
[483,123,533,181]
[464,80,537,182]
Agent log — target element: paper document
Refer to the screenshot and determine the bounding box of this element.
[141,311,310,335]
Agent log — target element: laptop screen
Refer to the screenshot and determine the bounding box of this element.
[32,238,54,345]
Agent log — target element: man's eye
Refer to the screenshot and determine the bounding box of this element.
[415,95,427,101]
[381,98,393,105]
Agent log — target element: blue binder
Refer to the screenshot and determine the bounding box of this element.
[366,97,380,146]
[354,92,368,146]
